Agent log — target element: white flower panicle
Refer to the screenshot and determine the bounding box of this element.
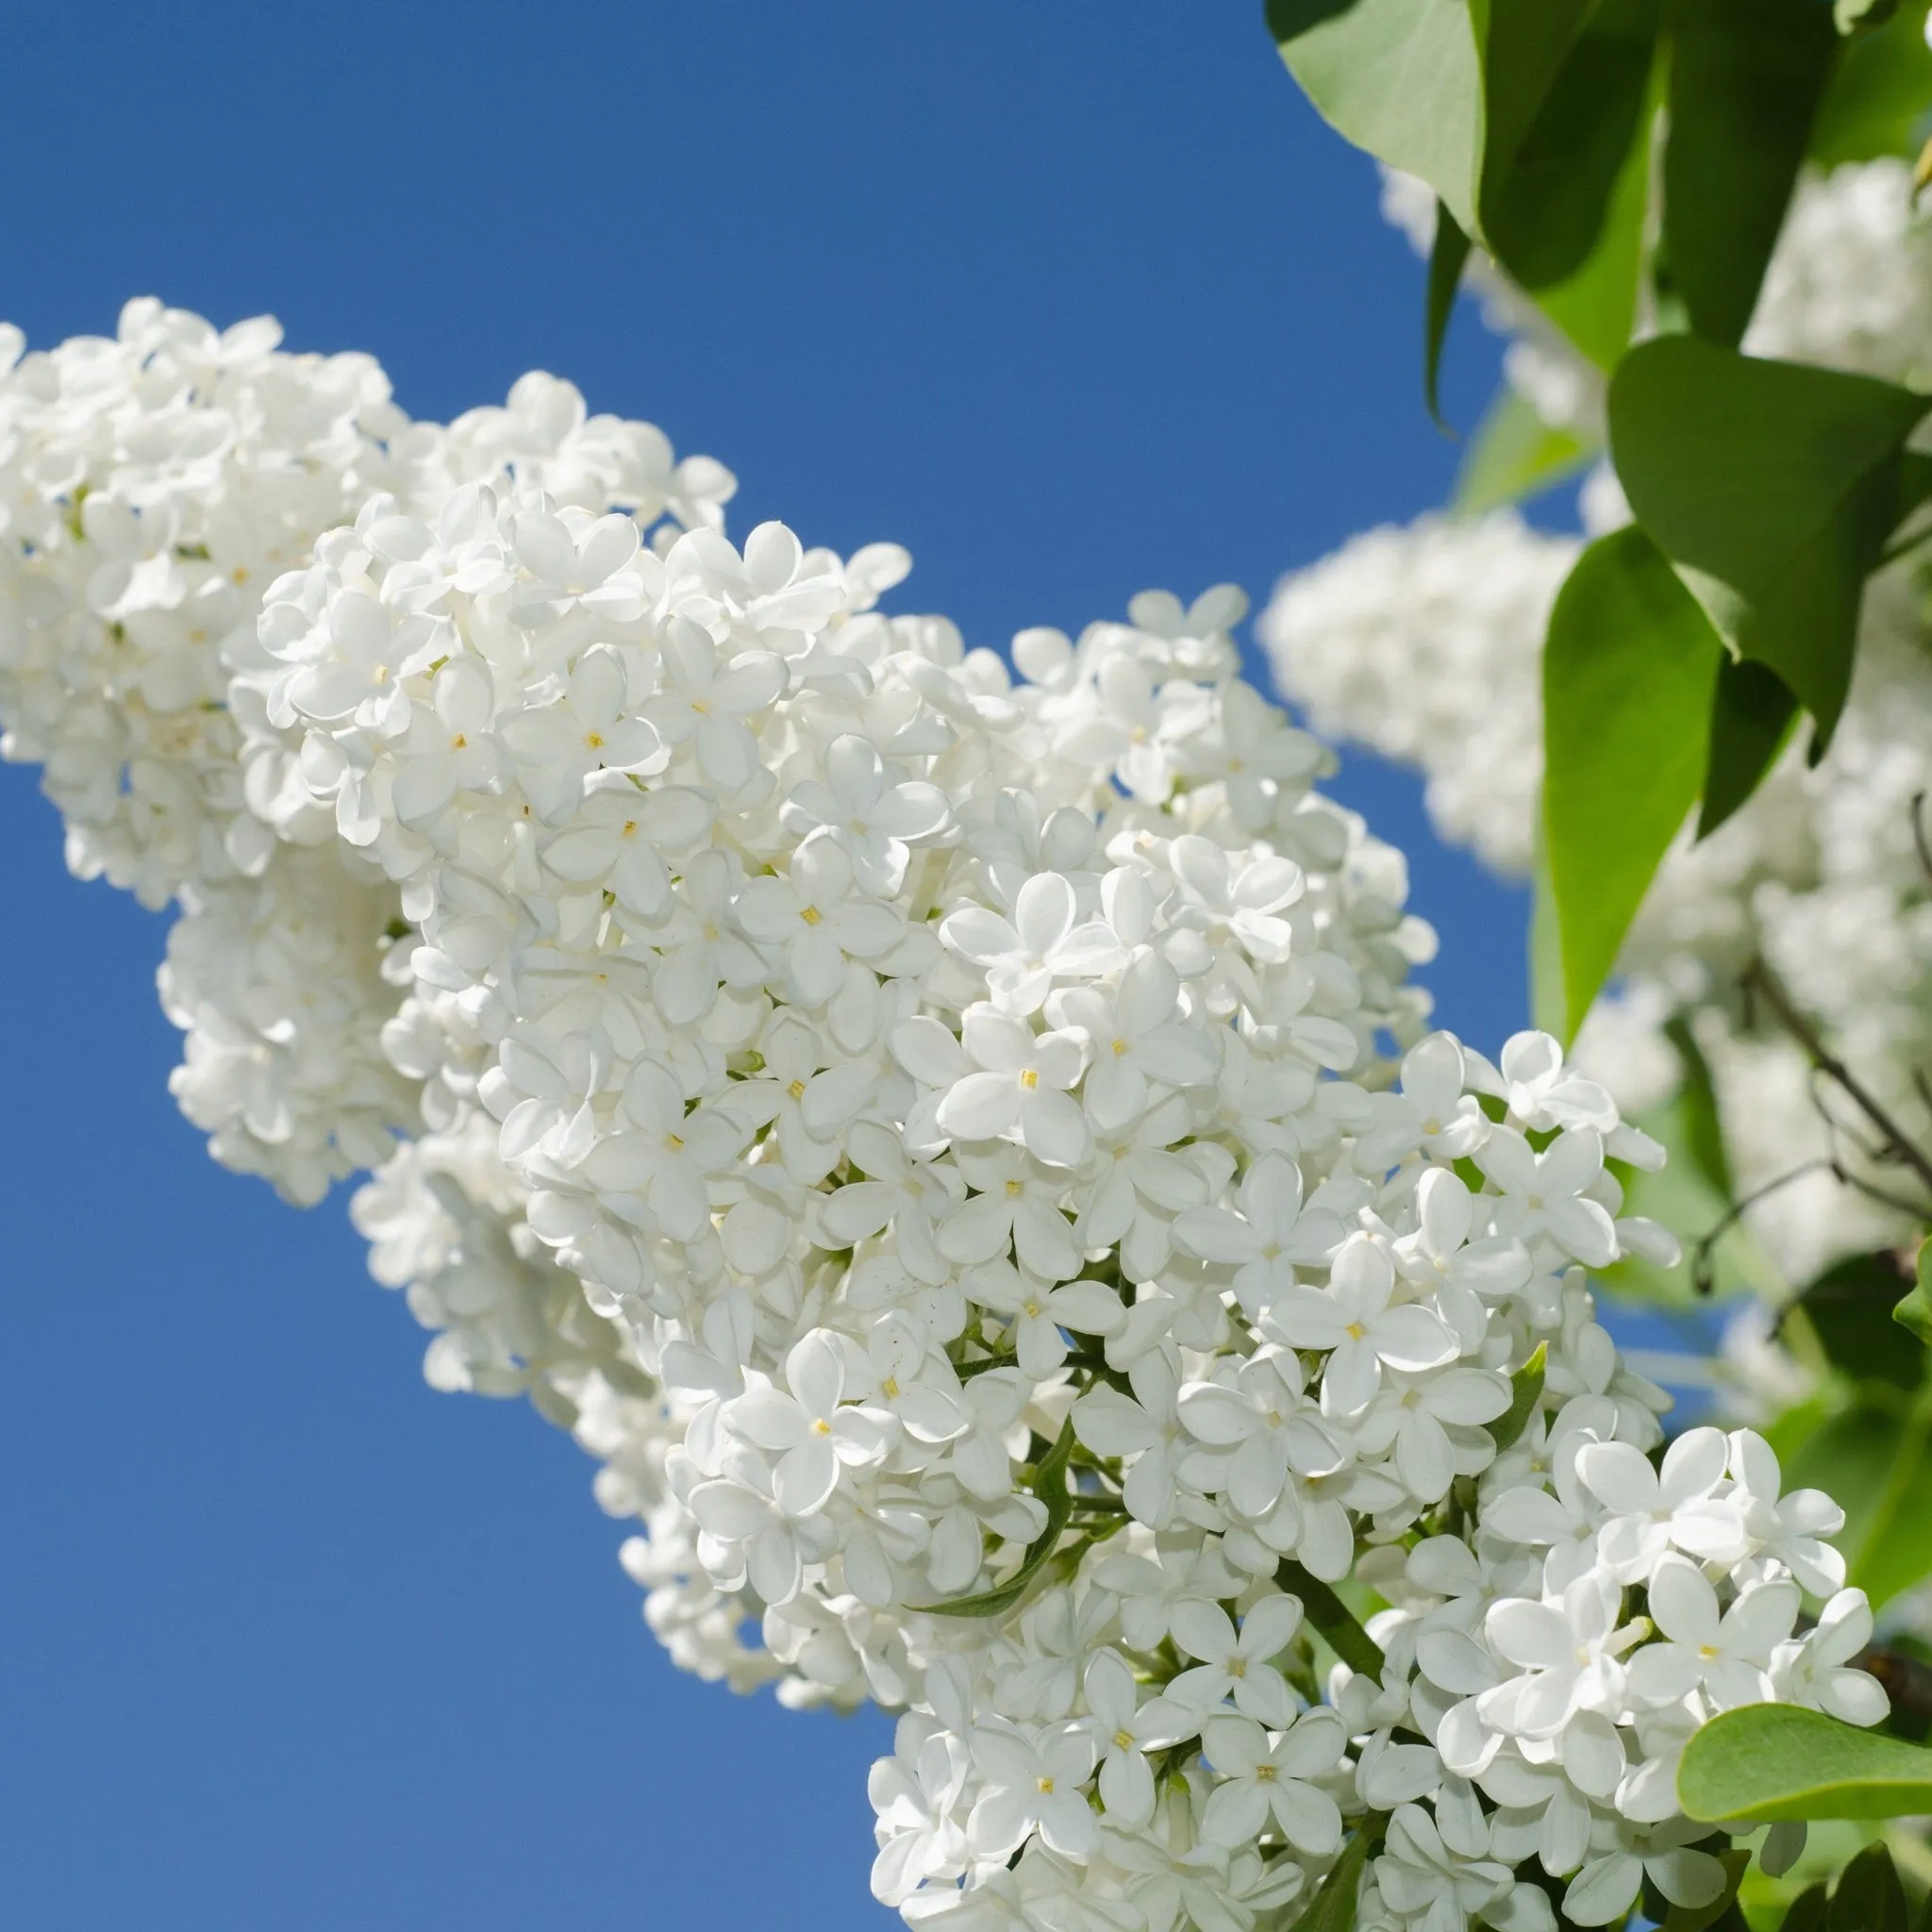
[1257,512,1574,877]
[0,301,1886,1932]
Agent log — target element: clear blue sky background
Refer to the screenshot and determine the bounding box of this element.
[0,7,1530,1928]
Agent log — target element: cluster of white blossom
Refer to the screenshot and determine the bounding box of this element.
[1261,160,1932,1291]
[0,301,734,1200]
[0,301,1889,1932]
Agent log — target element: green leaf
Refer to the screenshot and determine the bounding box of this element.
[1679,1706,1932,1822]
[1828,1843,1908,1932]
[1893,1236,1932,1345]
[1287,1817,1381,1932]
[1454,383,1597,512]
[1541,525,1725,1034]
[1699,658,1801,840]
[925,1418,1075,1617]
[1488,1341,1547,1451]
[1426,200,1474,425]
[1525,54,1657,369]
[1663,0,1840,348]
[1472,0,1595,185]
[1608,337,1932,745]
[1663,1849,1751,1932]
[1793,1251,1923,1391]
[1781,1885,1831,1932]
[1266,0,1483,235]
[1274,1558,1385,1678]
[1480,0,1659,293]
[1810,0,1932,165]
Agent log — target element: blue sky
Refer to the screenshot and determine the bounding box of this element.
[0,7,1526,1927]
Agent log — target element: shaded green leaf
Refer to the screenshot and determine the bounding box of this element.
[1892,1235,1932,1345]
[1663,0,1840,348]
[1827,1842,1908,1932]
[1266,0,1482,234]
[1541,524,1725,1035]
[1608,338,1932,744]
[1425,200,1474,425]
[1481,0,1659,293]
[1780,1885,1830,1932]
[1454,383,1597,513]
[1488,1341,1546,1452]
[1274,1558,1385,1678]
[1792,1251,1922,1391]
[1679,1705,1932,1821]
[926,1418,1075,1617]
[1810,0,1932,165]
[1473,0,1595,187]
[1525,53,1657,369]
[1699,658,1801,840]
[1287,1817,1381,1932]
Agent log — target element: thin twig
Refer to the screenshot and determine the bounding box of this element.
[1740,958,1932,1197]
[1690,1158,1931,1295]
[1912,791,1932,885]
[1690,1161,1831,1296]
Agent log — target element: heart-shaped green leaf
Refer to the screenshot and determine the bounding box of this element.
[1609,338,1932,746]
[1663,0,1839,348]
[1541,524,1725,1035]
[1266,0,1483,235]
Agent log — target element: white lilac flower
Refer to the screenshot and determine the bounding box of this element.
[0,301,1888,1932]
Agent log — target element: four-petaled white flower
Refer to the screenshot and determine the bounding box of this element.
[1269,1232,1458,1415]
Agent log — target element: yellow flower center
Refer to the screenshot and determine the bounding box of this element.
[800,905,822,924]
[789,1080,808,1101]
[1019,1069,1039,1090]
